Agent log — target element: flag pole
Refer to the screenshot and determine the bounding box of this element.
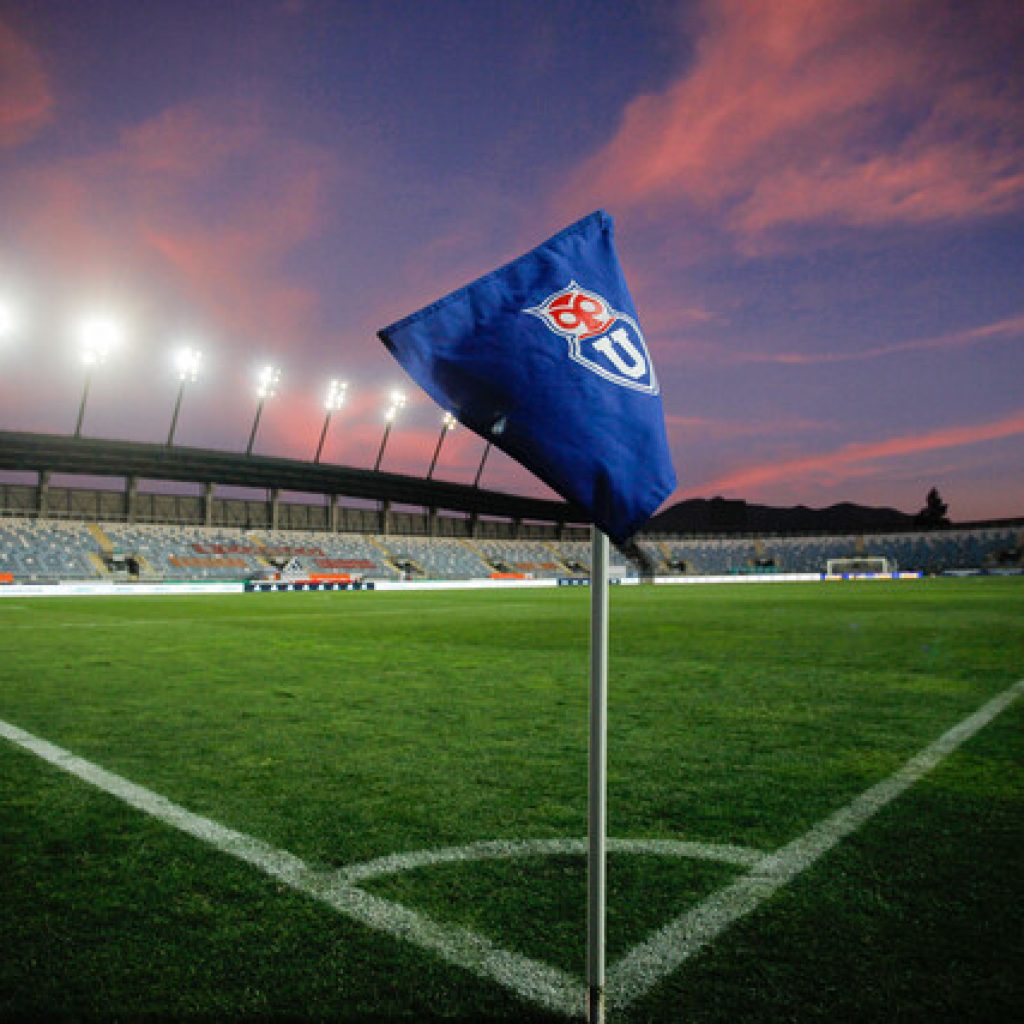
[588,525,608,1024]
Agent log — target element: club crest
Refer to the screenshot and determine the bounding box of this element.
[524,281,658,394]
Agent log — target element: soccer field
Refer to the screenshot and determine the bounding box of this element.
[1,579,1022,1022]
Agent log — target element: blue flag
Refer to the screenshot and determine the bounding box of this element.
[377,210,677,543]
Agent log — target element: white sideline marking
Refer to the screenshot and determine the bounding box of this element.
[1,678,1021,1018]
[0,572,832,601]
[0,718,581,1016]
[0,721,311,884]
[607,678,1024,1011]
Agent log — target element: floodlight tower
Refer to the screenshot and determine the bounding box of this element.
[373,389,406,472]
[74,316,122,438]
[473,440,493,488]
[314,378,348,463]
[246,364,280,456]
[427,411,457,480]
[167,346,202,446]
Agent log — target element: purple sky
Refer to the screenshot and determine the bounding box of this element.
[1,0,1022,521]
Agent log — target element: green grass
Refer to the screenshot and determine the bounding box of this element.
[1,579,1022,1022]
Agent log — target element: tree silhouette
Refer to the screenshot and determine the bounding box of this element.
[915,487,950,529]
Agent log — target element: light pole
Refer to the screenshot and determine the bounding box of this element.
[167,346,202,446]
[373,389,406,472]
[314,378,347,463]
[246,364,280,456]
[473,440,493,488]
[427,411,457,479]
[74,316,122,438]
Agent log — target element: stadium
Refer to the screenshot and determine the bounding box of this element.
[3,4,1024,1023]
[3,411,1022,1023]
[2,424,1023,588]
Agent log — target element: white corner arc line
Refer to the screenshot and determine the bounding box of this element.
[0,717,583,1017]
[1,677,1021,1019]
[310,881,583,1015]
[334,836,764,887]
[607,678,1024,1011]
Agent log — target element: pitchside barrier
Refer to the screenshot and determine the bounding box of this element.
[0,581,244,598]
[245,581,375,592]
[942,567,1024,577]
[0,571,953,598]
[822,571,925,581]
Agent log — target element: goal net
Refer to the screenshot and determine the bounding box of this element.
[825,556,895,576]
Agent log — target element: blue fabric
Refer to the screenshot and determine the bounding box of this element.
[378,210,677,543]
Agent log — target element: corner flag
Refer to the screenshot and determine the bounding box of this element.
[377,210,676,542]
[378,211,675,1024]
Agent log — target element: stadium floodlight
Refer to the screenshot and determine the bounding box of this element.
[324,378,348,412]
[256,363,281,399]
[77,315,122,365]
[0,300,15,340]
[373,388,406,472]
[166,346,203,447]
[246,363,281,456]
[73,315,123,438]
[174,345,203,382]
[472,439,493,489]
[314,378,348,463]
[426,411,457,480]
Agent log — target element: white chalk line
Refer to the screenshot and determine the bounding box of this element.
[2,677,1021,1018]
[607,678,1024,1011]
[333,836,763,887]
[0,718,582,1015]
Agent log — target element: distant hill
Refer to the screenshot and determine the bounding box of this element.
[645,497,915,535]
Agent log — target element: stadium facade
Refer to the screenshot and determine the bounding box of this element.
[0,430,1022,584]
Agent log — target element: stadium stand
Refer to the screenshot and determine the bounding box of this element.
[661,537,760,575]
[655,527,1023,575]
[760,527,1022,574]
[474,538,574,578]
[1,515,1021,583]
[248,530,400,579]
[556,541,633,578]
[758,536,856,574]
[100,524,265,579]
[379,536,490,579]
[634,540,670,575]
[91,524,403,580]
[0,518,105,581]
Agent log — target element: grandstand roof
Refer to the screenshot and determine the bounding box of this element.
[0,430,584,526]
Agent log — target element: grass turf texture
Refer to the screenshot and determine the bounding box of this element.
[0,578,1021,1022]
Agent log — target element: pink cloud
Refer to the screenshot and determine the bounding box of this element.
[142,168,323,342]
[8,98,336,347]
[633,299,722,337]
[561,0,1024,242]
[667,413,833,441]
[686,408,1024,498]
[739,312,1024,366]
[0,20,52,147]
[118,104,263,181]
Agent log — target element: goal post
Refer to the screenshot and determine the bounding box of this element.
[825,555,895,576]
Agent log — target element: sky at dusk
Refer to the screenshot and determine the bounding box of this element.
[1,0,1022,521]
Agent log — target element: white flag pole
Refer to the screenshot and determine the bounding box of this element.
[588,525,609,1024]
